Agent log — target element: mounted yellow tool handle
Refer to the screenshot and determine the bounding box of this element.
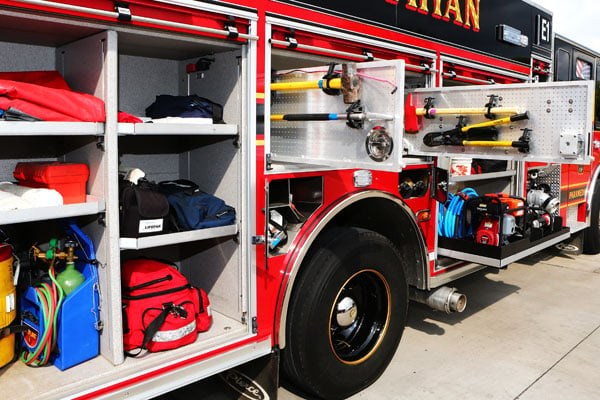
[461,112,529,133]
[270,78,342,91]
[415,107,520,116]
[462,140,515,147]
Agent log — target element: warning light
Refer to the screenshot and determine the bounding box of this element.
[497,24,529,47]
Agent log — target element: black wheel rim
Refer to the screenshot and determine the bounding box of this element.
[329,269,391,365]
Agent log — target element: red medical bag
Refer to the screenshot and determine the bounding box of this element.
[121,259,212,354]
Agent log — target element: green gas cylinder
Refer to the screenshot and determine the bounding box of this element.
[56,242,84,296]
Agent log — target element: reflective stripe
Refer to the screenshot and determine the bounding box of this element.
[152,320,196,342]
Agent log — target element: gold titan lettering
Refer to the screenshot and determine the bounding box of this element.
[403,0,479,30]
[444,0,463,24]
[432,0,442,18]
[464,0,480,31]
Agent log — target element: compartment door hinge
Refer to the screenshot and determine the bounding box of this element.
[252,317,258,334]
[266,153,273,170]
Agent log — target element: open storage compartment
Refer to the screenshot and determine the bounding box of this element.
[120,235,247,352]
[267,176,323,254]
[413,82,595,270]
[0,2,256,398]
[115,23,248,344]
[436,169,572,269]
[0,9,114,398]
[116,25,244,134]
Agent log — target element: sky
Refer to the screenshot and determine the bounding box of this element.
[539,0,600,52]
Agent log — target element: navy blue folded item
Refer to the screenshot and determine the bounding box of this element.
[145,95,224,123]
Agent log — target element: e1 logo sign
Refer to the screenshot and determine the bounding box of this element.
[537,15,551,45]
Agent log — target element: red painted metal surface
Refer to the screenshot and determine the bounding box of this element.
[3,0,589,397]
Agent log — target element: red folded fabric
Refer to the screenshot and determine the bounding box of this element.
[0,71,143,123]
[0,71,71,90]
[118,111,143,123]
[0,79,105,121]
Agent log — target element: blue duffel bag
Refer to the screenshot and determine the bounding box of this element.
[159,180,235,230]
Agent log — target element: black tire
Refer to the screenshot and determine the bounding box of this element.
[281,227,408,399]
[584,180,600,254]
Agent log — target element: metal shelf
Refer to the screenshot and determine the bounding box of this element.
[0,195,105,225]
[117,122,238,136]
[449,170,516,183]
[119,223,238,250]
[438,228,570,268]
[0,121,104,136]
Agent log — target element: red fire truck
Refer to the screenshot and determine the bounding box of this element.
[0,0,597,399]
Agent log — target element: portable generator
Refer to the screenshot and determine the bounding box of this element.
[476,214,517,246]
[468,193,525,246]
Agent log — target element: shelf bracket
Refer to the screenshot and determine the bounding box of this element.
[114,2,132,22]
[96,137,105,152]
[252,235,265,245]
[224,16,239,39]
[97,212,106,227]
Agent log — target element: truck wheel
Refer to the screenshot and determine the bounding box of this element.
[583,180,600,254]
[281,227,408,399]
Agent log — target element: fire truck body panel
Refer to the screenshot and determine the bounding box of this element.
[1,0,599,399]
[554,34,600,238]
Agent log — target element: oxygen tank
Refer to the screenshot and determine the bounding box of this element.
[0,243,16,367]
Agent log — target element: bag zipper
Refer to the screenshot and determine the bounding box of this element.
[194,287,205,313]
[125,274,173,291]
[123,284,191,300]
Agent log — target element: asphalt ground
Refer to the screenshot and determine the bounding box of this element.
[280,243,600,399]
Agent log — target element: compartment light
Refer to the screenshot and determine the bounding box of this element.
[365,126,393,162]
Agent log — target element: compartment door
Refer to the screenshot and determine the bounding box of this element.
[270,59,405,171]
[404,81,594,164]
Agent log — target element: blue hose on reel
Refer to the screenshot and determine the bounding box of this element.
[438,188,478,238]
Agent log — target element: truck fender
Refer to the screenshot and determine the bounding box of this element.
[275,190,428,348]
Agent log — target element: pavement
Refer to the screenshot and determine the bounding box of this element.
[280,245,600,400]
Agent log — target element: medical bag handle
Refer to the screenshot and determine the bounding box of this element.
[125,304,175,357]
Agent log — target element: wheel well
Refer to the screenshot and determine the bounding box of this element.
[325,197,428,288]
[277,193,428,348]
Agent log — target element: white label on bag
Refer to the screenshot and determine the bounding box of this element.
[152,320,196,342]
[6,293,14,313]
[139,219,164,233]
